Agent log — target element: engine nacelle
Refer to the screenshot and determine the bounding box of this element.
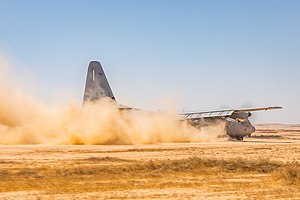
[229,112,252,120]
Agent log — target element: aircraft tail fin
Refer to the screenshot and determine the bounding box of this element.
[83,61,115,103]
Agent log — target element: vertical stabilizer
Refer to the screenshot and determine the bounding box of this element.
[83,61,115,102]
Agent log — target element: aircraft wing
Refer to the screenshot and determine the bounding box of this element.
[180,110,235,120]
[180,106,282,120]
[234,106,282,112]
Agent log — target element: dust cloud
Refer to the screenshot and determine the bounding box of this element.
[0,57,226,145]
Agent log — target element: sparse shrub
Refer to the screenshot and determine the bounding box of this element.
[274,162,300,185]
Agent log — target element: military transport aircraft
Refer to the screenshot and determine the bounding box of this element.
[83,61,282,141]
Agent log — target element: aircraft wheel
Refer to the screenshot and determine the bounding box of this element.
[236,137,243,141]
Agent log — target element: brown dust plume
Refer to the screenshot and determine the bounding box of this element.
[0,57,226,145]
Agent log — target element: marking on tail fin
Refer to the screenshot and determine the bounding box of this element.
[92,69,95,82]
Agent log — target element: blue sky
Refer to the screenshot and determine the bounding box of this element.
[0,0,299,123]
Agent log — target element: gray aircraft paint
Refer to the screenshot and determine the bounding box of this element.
[83,61,115,102]
[83,61,281,141]
[226,119,256,140]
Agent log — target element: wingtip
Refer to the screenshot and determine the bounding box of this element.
[269,106,283,110]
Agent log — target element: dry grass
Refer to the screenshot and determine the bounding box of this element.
[274,162,300,185]
[0,156,299,195]
[1,129,300,199]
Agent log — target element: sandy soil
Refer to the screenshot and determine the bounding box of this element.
[0,124,299,199]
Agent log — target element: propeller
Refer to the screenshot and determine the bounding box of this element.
[218,104,232,110]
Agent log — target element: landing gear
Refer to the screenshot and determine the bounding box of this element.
[227,136,244,141]
[235,136,244,141]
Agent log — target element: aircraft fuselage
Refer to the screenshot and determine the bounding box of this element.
[226,119,255,140]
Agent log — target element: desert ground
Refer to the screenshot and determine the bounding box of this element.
[0,124,299,199]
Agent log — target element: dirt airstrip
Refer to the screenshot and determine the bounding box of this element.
[0,124,299,199]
